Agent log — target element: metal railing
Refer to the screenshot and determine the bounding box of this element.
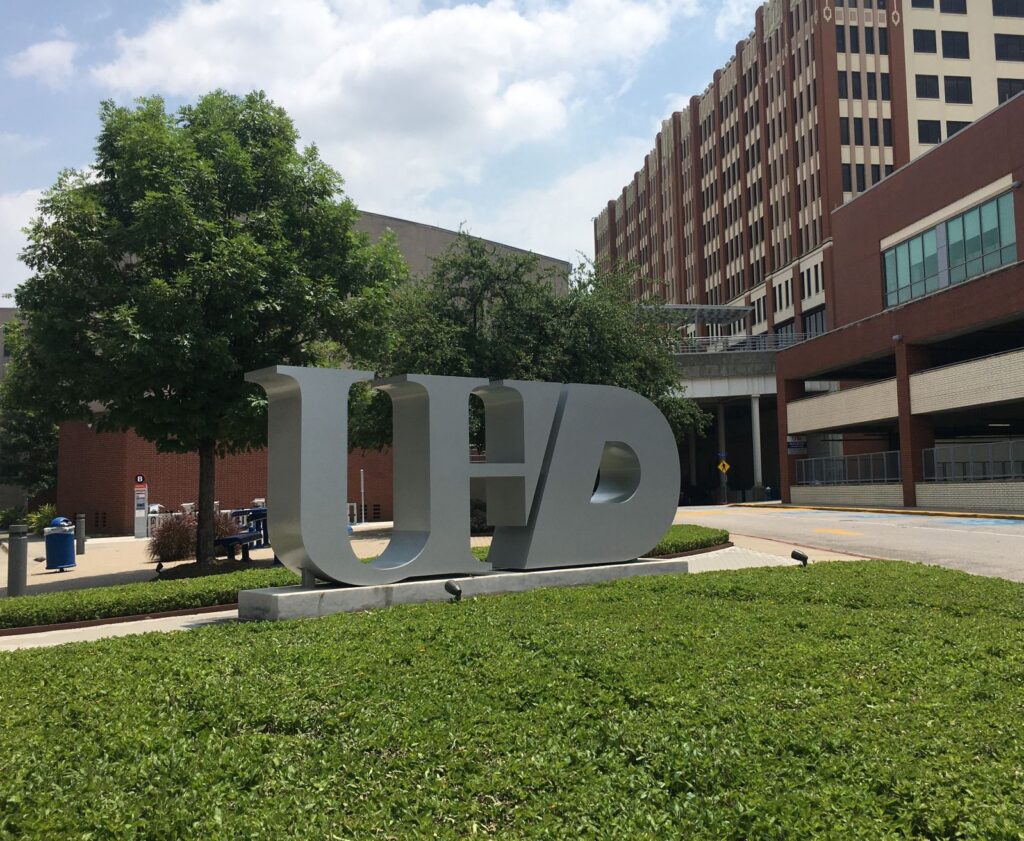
[795,450,902,485]
[673,333,812,354]
[923,439,1024,482]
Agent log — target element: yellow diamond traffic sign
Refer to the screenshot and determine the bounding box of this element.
[718,459,730,474]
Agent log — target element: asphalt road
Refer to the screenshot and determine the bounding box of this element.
[677,505,1024,581]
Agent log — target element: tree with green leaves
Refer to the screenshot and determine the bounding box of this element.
[348,233,708,452]
[0,321,58,499]
[17,90,404,563]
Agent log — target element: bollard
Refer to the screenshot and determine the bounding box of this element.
[75,513,86,556]
[8,524,28,598]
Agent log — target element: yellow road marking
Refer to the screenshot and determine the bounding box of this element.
[813,528,861,536]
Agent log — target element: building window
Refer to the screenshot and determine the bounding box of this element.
[917,74,940,97]
[942,31,970,58]
[918,119,942,143]
[993,0,1024,14]
[840,117,850,144]
[883,118,893,146]
[803,307,827,337]
[775,319,796,337]
[883,192,1017,307]
[947,192,1017,284]
[869,118,880,145]
[947,120,971,135]
[881,73,891,100]
[852,73,863,97]
[838,71,848,97]
[866,27,876,52]
[842,163,852,192]
[879,27,890,54]
[850,26,860,52]
[856,164,866,192]
[995,33,1024,60]
[836,26,847,51]
[872,163,881,183]
[912,0,934,6]
[914,29,937,52]
[940,0,967,11]
[944,75,973,102]
[854,118,864,144]
[998,77,1024,101]
[867,73,878,98]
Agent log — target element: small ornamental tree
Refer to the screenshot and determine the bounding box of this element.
[17,91,403,563]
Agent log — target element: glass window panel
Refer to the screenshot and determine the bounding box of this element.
[981,200,1000,253]
[925,274,940,293]
[911,281,925,299]
[947,215,965,265]
[963,208,982,260]
[950,263,967,283]
[967,257,983,278]
[896,242,911,288]
[909,235,924,281]
[983,251,1001,272]
[1002,244,1017,263]
[998,193,1016,247]
[884,250,898,292]
[923,229,939,278]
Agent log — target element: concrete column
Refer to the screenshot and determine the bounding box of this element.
[751,394,763,490]
[7,524,28,598]
[688,431,697,486]
[717,402,728,503]
[777,377,807,503]
[895,343,933,508]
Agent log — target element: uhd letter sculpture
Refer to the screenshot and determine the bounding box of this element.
[246,366,680,586]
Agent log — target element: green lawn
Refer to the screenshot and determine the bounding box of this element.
[0,526,726,630]
[1,561,1023,838]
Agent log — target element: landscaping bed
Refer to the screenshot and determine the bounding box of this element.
[0,527,727,632]
[1,561,1023,838]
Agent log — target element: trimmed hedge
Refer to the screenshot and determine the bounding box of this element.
[1,562,1023,838]
[646,523,729,556]
[0,530,724,632]
[0,567,299,630]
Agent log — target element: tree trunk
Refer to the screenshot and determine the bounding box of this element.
[196,439,216,565]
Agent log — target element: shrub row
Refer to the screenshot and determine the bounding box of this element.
[645,523,730,556]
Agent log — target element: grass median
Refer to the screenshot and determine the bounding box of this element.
[0,526,727,630]
[1,561,1023,838]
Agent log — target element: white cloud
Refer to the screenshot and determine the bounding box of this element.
[5,39,78,89]
[714,0,761,40]
[90,0,698,211]
[0,189,43,300]
[459,137,653,265]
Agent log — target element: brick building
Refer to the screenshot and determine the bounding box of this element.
[593,0,1024,503]
[55,216,568,534]
[777,92,1024,511]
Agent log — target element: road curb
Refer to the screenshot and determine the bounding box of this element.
[734,503,1024,521]
[0,602,238,638]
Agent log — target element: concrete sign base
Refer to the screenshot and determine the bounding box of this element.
[239,556,701,622]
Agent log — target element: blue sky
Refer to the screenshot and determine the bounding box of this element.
[1,0,761,297]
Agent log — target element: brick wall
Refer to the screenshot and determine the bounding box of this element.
[788,379,898,434]
[916,482,1024,514]
[790,484,903,507]
[910,348,1024,415]
[57,422,394,534]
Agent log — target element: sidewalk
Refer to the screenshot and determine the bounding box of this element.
[736,502,1024,521]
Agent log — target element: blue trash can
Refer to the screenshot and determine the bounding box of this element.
[44,517,76,571]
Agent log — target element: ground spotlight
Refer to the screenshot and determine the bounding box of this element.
[444,580,463,601]
[791,550,808,567]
